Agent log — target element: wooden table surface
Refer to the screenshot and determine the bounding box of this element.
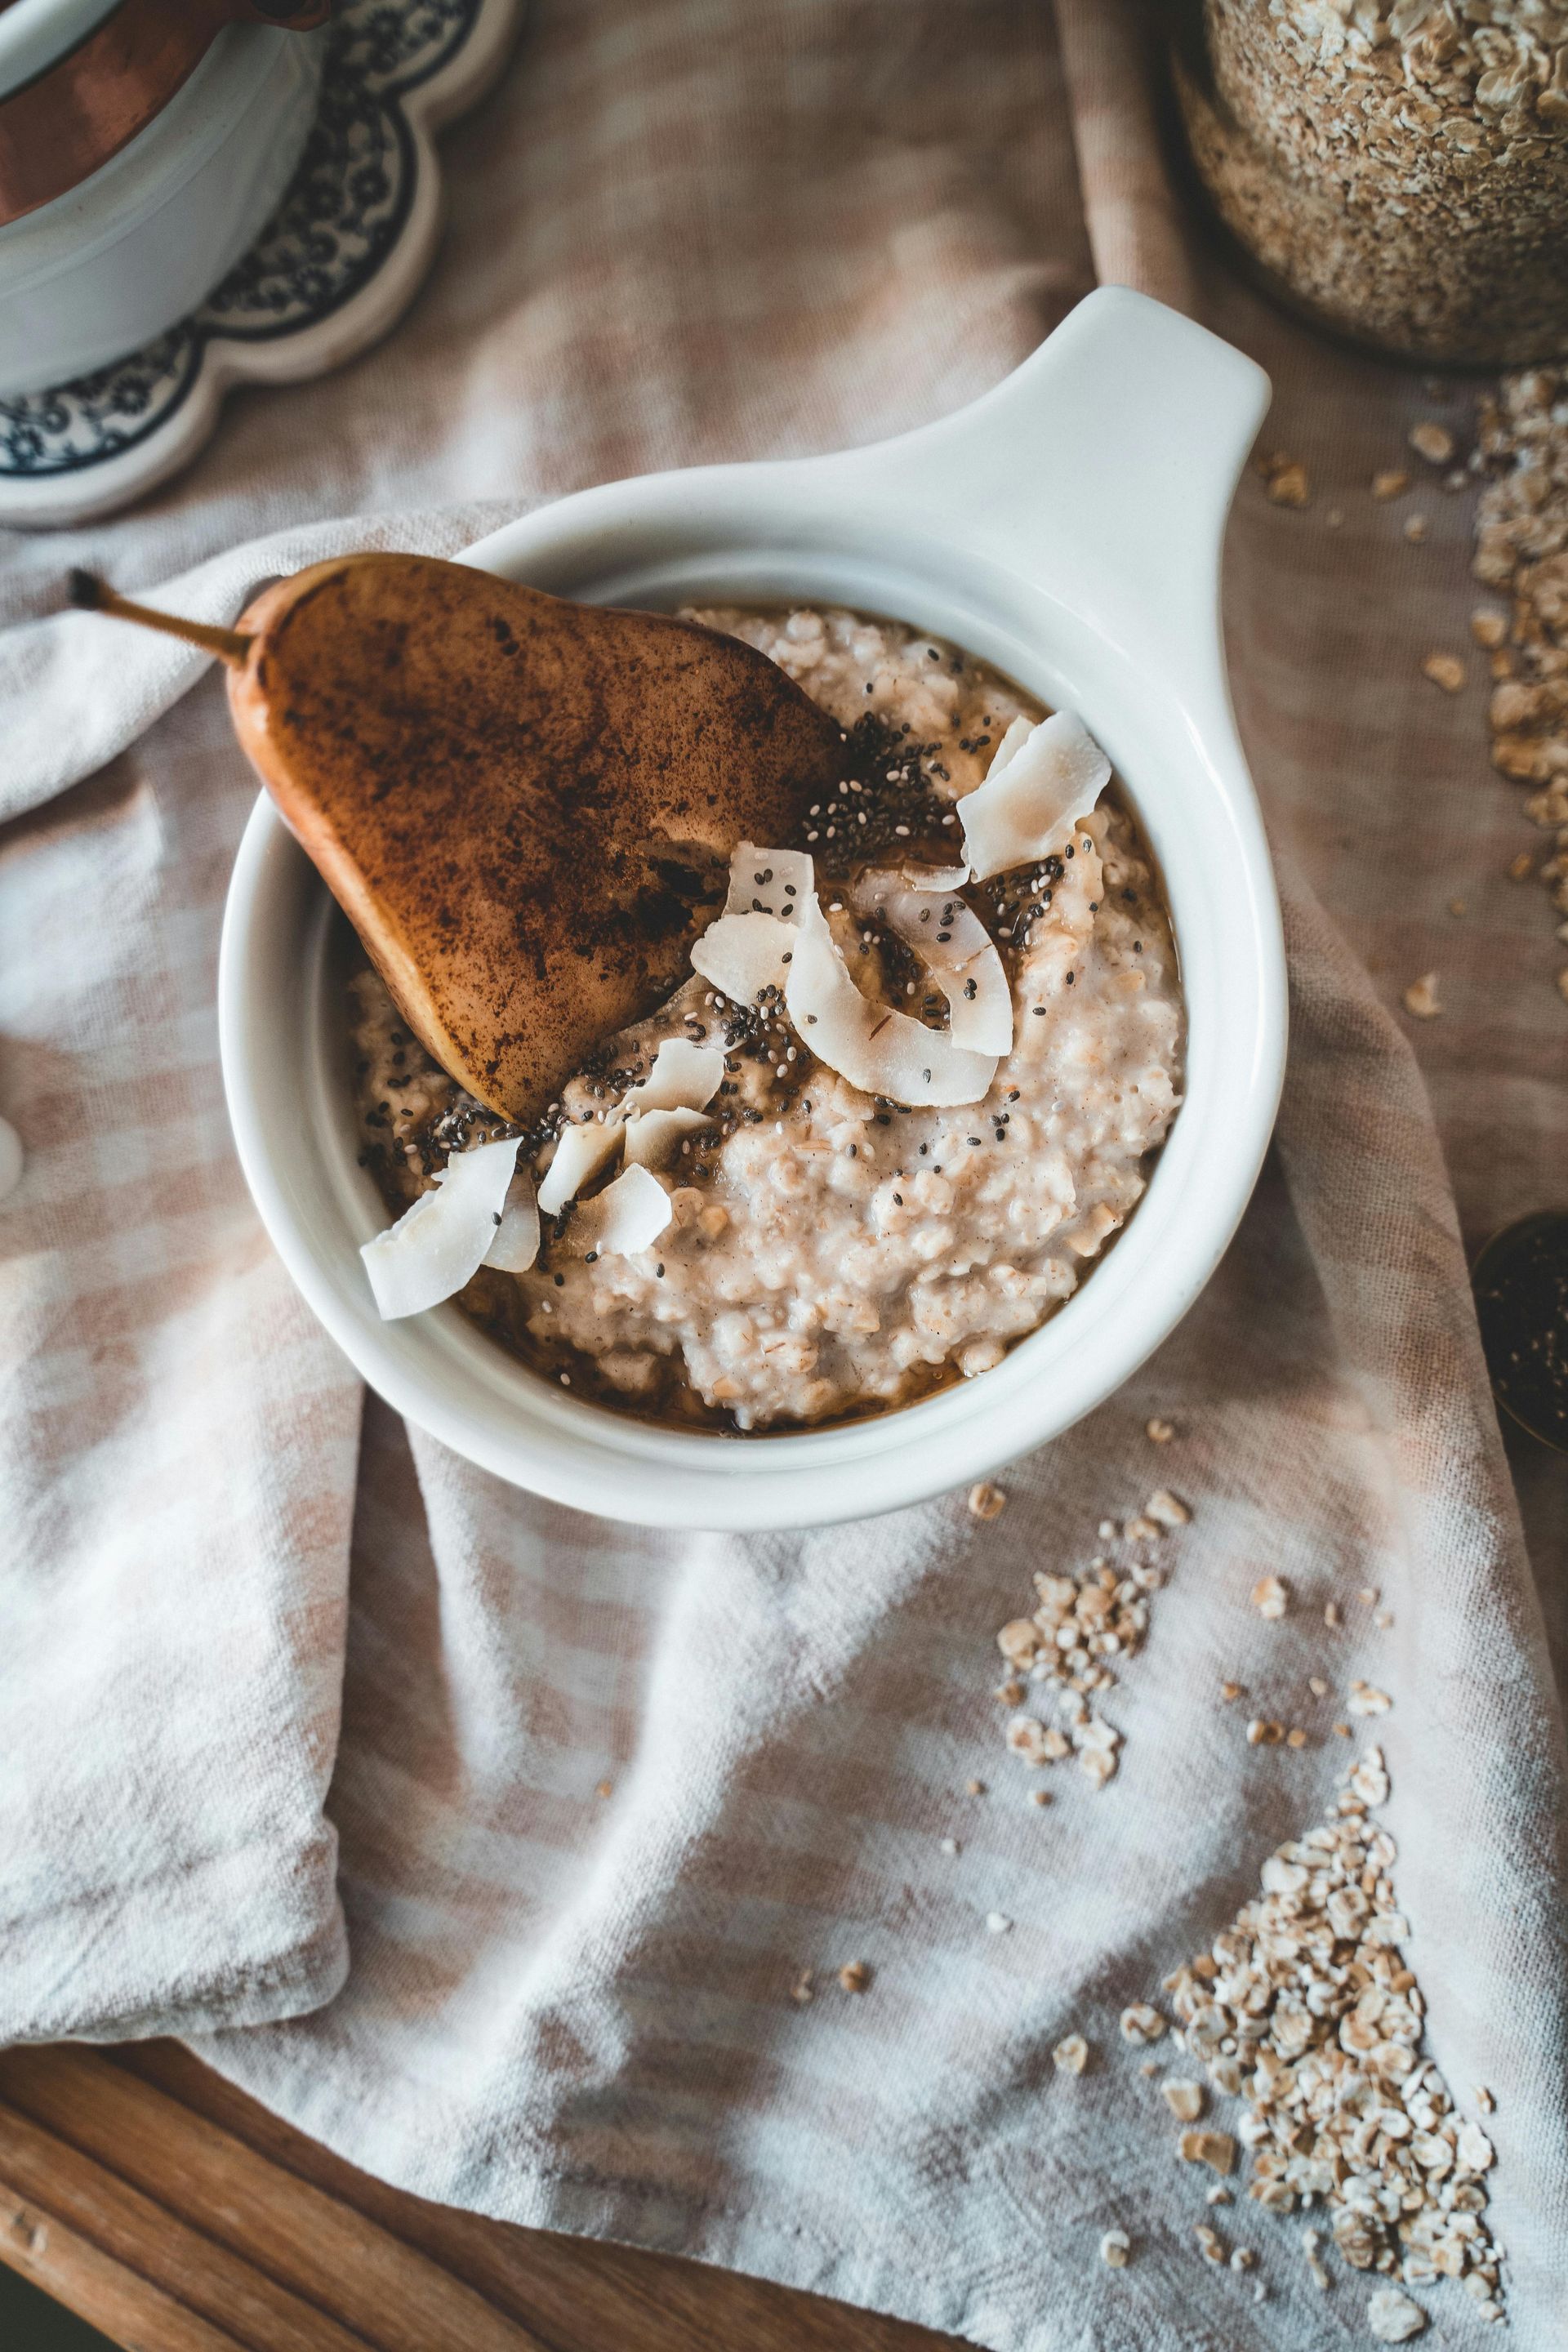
[0,2043,957,2352]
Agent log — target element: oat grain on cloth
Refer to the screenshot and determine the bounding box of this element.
[1,2,1564,2345]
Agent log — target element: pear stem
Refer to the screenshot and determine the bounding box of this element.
[67,570,253,670]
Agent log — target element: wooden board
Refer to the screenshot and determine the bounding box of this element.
[0,2044,958,2352]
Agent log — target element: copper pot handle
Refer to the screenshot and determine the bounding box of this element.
[0,0,331,230]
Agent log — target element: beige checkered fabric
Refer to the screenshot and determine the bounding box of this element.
[1,2,1563,2344]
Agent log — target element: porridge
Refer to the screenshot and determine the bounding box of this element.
[350,608,1184,1432]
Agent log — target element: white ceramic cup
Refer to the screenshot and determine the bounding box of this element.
[0,19,325,398]
[220,287,1284,1531]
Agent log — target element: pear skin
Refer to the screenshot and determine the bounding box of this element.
[223,554,845,1120]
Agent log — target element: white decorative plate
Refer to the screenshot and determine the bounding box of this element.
[0,0,523,529]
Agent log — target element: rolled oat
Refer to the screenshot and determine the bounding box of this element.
[1174,2,1568,365]
[1158,1749,1504,2316]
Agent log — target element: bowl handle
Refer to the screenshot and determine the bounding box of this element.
[826,287,1270,712]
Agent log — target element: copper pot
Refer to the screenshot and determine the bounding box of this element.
[0,0,329,226]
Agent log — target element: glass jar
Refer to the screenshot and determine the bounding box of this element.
[1170,2,1568,366]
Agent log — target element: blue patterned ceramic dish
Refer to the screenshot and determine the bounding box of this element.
[0,0,520,527]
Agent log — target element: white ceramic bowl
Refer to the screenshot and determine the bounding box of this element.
[0,18,325,397]
[220,289,1284,1531]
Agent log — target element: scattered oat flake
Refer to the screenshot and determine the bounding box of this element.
[1448,897,1467,916]
[1206,2185,1232,2207]
[1006,1713,1056,1765]
[1162,2078,1205,2122]
[1472,373,1568,982]
[1220,1680,1245,1703]
[1195,2223,1226,2264]
[939,1836,959,1855]
[838,1959,871,1994]
[966,1779,987,1797]
[1324,1600,1341,1628]
[1251,1575,1289,1620]
[985,1911,1012,1935]
[1475,2086,1495,2115]
[1348,1680,1392,1717]
[1145,1488,1191,1528]
[1120,2003,1166,2046]
[1053,2033,1089,2075]
[1099,2229,1130,2269]
[1369,2287,1428,2342]
[1156,1746,1503,2317]
[1146,1416,1175,1444]
[1264,459,1310,507]
[1402,973,1441,1019]
[1420,653,1465,693]
[1508,849,1535,881]
[969,1481,1007,1521]
[594,1779,613,1798]
[1374,1608,1394,1629]
[790,1969,814,2006]
[1178,2129,1236,2176]
[1404,514,1428,544]
[1231,2246,1255,2271]
[1030,1788,1053,1807]
[1471,609,1507,649]
[1246,1718,1284,1746]
[1372,468,1410,501]
[1286,1727,1307,1749]
[1410,422,1455,466]
[1308,1675,1328,1698]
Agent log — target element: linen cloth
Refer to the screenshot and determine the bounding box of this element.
[1,1,1565,2343]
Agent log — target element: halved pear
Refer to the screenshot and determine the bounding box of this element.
[74,555,844,1120]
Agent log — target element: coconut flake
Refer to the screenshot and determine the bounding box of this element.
[587,1161,674,1255]
[361,1136,520,1319]
[537,1118,621,1215]
[853,873,1013,1058]
[784,924,996,1106]
[483,1168,541,1273]
[898,860,971,893]
[690,909,795,1004]
[622,1105,715,1168]
[620,1036,724,1114]
[959,709,1110,881]
[947,953,1013,1055]
[986,714,1035,777]
[853,873,991,970]
[723,844,817,920]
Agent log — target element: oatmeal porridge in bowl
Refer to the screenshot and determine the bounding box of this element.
[348,606,1184,1435]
